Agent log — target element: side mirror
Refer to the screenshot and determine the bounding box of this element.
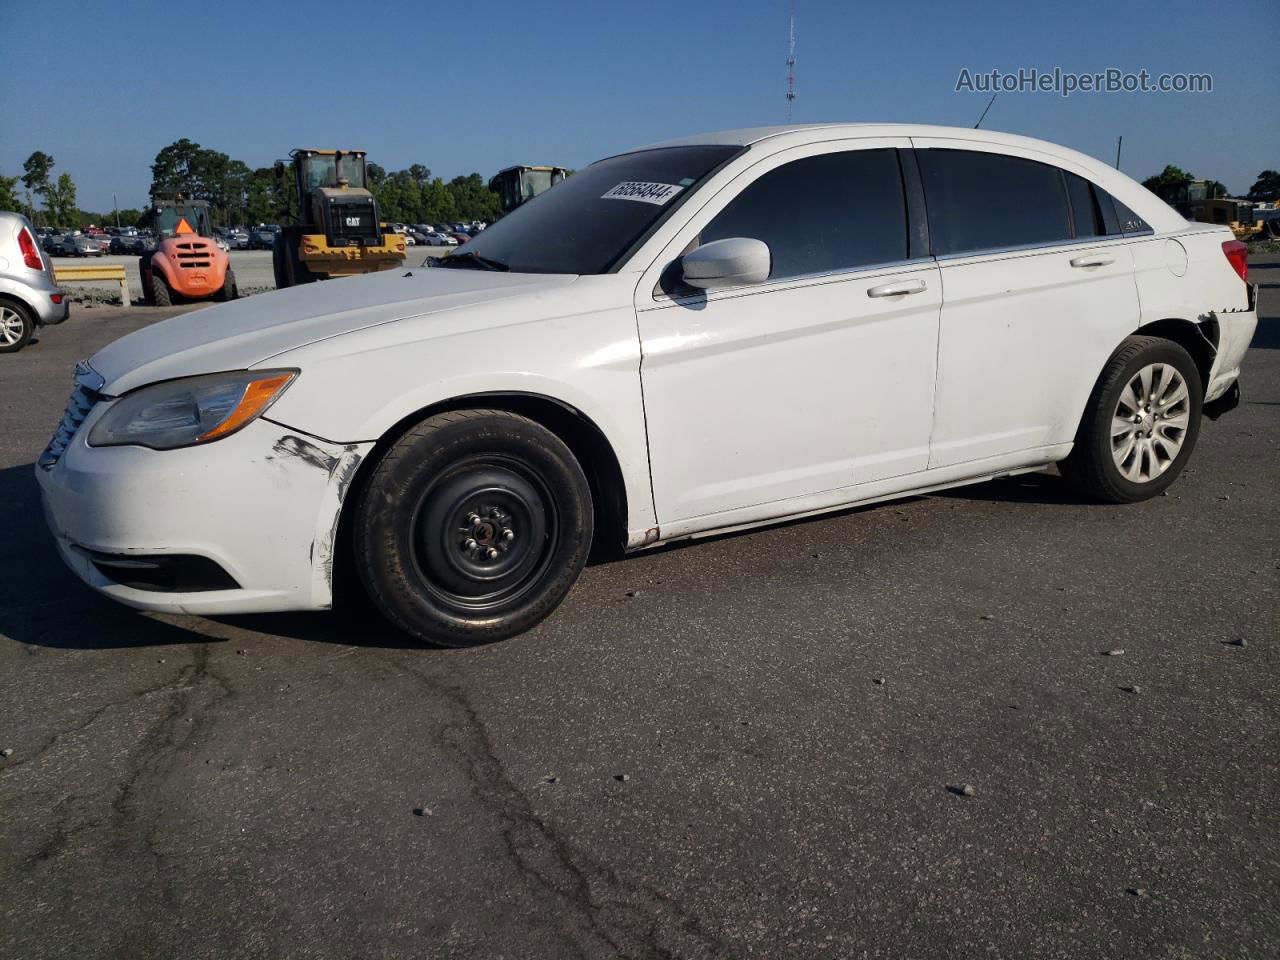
[681,237,771,289]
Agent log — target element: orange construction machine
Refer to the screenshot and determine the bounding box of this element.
[141,193,237,305]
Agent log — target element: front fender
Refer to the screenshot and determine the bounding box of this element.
[260,293,656,540]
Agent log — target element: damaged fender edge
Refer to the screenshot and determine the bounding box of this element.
[263,426,374,609]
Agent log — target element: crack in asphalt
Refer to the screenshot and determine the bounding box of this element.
[393,660,729,960]
[15,645,233,881]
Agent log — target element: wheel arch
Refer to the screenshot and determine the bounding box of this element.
[0,291,36,319]
[331,391,630,604]
[1133,317,1217,394]
[147,251,175,286]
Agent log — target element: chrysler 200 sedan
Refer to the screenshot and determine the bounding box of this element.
[37,124,1257,645]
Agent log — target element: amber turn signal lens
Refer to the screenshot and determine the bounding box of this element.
[198,373,296,442]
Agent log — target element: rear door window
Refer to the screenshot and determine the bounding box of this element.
[699,148,909,280]
[917,149,1073,255]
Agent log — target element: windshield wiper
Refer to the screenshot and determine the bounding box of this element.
[435,250,510,272]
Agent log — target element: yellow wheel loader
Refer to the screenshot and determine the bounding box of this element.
[272,149,406,288]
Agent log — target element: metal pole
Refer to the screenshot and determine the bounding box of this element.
[113,193,120,228]
[1115,136,1123,169]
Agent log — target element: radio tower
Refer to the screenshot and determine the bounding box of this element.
[785,2,797,121]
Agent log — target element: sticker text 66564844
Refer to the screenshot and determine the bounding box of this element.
[600,182,685,205]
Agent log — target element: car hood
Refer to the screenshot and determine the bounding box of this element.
[89,266,579,394]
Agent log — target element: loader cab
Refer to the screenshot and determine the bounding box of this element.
[488,165,569,214]
[293,149,369,192]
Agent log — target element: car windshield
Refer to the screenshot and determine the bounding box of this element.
[445,145,740,274]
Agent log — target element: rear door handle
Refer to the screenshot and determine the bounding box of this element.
[1069,255,1115,268]
[867,279,927,298]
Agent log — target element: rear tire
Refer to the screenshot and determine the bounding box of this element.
[215,269,237,302]
[1060,335,1202,503]
[354,410,593,646]
[0,301,35,353]
[151,270,172,307]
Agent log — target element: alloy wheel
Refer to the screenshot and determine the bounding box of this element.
[1111,362,1191,483]
[0,307,25,346]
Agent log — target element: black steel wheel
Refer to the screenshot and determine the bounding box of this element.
[355,409,593,646]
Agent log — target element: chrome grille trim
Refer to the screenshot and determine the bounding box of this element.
[39,360,104,470]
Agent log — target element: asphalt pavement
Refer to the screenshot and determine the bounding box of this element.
[1,258,1277,959]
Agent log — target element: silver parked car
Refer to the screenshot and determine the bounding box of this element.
[0,212,69,352]
[66,235,105,257]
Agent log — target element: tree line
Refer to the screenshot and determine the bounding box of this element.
[1,140,509,229]
[4,148,1279,230]
[144,139,506,226]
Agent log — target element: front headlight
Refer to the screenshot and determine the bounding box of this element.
[88,369,298,450]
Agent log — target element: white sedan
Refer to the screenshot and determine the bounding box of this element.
[37,124,1257,645]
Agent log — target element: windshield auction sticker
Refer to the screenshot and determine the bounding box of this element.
[601,181,685,205]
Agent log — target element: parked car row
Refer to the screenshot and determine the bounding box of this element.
[35,226,158,257]
[28,215,488,261]
[40,231,106,257]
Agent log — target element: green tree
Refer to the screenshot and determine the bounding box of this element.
[21,151,56,224]
[1247,170,1280,202]
[114,208,145,228]
[44,173,79,227]
[444,173,502,222]
[420,178,456,223]
[0,173,21,213]
[21,151,54,194]
[1141,164,1195,205]
[150,138,203,199]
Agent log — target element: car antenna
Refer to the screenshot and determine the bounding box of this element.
[973,94,997,129]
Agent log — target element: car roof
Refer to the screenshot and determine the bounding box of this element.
[637,123,1096,160]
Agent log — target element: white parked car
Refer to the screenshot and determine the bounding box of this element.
[37,124,1257,645]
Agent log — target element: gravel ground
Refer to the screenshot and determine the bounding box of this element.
[0,258,1277,959]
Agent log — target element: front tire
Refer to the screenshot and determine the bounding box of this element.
[1060,335,1202,503]
[354,410,593,646]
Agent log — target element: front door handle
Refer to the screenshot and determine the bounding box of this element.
[1069,255,1115,268]
[867,278,927,298]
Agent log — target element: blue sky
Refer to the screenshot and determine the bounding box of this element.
[3,0,1277,212]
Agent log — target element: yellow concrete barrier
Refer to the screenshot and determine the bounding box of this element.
[54,264,130,307]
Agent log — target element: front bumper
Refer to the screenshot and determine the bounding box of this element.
[36,409,372,616]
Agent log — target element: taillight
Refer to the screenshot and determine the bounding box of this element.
[17,226,43,270]
[1221,240,1248,284]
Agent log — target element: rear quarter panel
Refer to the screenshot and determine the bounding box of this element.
[1131,225,1254,398]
